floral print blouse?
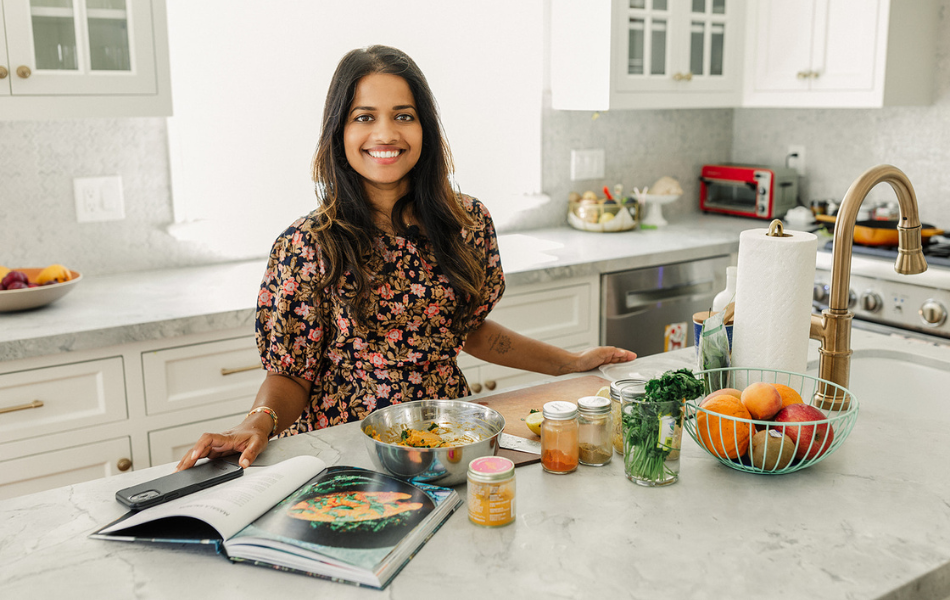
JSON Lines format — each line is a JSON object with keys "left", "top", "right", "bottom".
{"left": 255, "top": 196, "right": 505, "bottom": 434}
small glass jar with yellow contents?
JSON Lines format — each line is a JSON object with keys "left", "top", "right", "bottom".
{"left": 467, "top": 456, "right": 516, "bottom": 527}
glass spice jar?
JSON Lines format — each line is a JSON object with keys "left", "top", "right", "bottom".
{"left": 609, "top": 379, "right": 647, "bottom": 455}
{"left": 541, "top": 400, "right": 579, "bottom": 474}
{"left": 577, "top": 395, "right": 612, "bottom": 466}
{"left": 467, "top": 456, "right": 516, "bottom": 527}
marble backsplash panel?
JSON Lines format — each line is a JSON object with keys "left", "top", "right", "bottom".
{"left": 0, "top": 118, "right": 264, "bottom": 277}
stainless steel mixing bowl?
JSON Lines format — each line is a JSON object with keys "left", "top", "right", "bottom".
{"left": 360, "top": 400, "right": 505, "bottom": 486}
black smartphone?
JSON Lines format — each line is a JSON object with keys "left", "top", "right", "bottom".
{"left": 115, "top": 459, "right": 243, "bottom": 510}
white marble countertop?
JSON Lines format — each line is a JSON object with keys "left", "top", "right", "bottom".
{"left": 0, "top": 214, "right": 753, "bottom": 362}
{"left": 3, "top": 328, "right": 950, "bottom": 600}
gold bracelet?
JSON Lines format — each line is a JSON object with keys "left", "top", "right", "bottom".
{"left": 247, "top": 406, "right": 278, "bottom": 436}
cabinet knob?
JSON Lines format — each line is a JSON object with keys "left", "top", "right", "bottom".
{"left": 672, "top": 72, "right": 693, "bottom": 81}
{"left": 809, "top": 71, "right": 820, "bottom": 79}
{"left": 0, "top": 66, "right": 8, "bottom": 79}
{"left": 470, "top": 383, "right": 483, "bottom": 393}
{"left": 484, "top": 380, "right": 497, "bottom": 391}
{"left": 797, "top": 70, "right": 810, "bottom": 79}
{"left": 16, "top": 65, "right": 31, "bottom": 79}
{"left": 117, "top": 458, "right": 133, "bottom": 472}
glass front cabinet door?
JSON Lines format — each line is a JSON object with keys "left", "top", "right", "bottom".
{"left": 1, "top": 0, "right": 159, "bottom": 96}
{"left": 611, "top": 0, "right": 743, "bottom": 104}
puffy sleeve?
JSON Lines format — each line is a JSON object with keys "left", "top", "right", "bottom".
{"left": 255, "top": 217, "right": 326, "bottom": 381}
{"left": 463, "top": 196, "right": 506, "bottom": 331}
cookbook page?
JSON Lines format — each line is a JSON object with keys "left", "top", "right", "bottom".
{"left": 96, "top": 455, "right": 326, "bottom": 541}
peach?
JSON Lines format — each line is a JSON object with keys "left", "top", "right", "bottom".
{"left": 740, "top": 382, "right": 783, "bottom": 420}
{"left": 700, "top": 388, "right": 743, "bottom": 407}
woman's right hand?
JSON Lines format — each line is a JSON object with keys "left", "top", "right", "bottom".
{"left": 175, "top": 419, "right": 271, "bottom": 471}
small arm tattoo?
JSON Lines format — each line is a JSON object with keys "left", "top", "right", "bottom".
{"left": 487, "top": 333, "right": 512, "bottom": 355}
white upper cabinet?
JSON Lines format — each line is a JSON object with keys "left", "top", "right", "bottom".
{"left": 744, "top": 0, "right": 937, "bottom": 108}
{"left": 551, "top": 0, "right": 745, "bottom": 110}
{"left": 0, "top": 0, "right": 171, "bottom": 118}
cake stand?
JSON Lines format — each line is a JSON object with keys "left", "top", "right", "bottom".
{"left": 635, "top": 193, "right": 682, "bottom": 228}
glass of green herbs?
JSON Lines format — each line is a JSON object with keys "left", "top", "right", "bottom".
{"left": 621, "top": 368, "right": 704, "bottom": 487}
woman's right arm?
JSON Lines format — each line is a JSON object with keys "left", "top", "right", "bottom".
{"left": 175, "top": 372, "right": 311, "bottom": 471}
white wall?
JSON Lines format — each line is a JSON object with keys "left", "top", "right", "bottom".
{"left": 165, "top": 0, "right": 544, "bottom": 253}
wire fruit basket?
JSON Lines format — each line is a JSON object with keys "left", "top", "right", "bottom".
{"left": 683, "top": 367, "right": 859, "bottom": 475}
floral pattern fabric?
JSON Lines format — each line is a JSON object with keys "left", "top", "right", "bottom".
{"left": 256, "top": 196, "right": 505, "bottom": 434}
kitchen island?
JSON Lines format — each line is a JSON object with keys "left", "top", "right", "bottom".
{"left": 3, "top": 328, "right": 950, "bottom": 600}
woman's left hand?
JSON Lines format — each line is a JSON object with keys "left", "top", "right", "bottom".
{"left": 561, "top": 346, "right": 637, "bottom": 375}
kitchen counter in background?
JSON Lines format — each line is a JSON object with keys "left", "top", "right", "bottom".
{"left": 2, "top": 328, "right": 950, "bottom": 600}
{"left": 0, "top": 214, "right": 754, "bottom": 362}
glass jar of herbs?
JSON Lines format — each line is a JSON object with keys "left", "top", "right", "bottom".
{"left": 621, "top": 369, "right": 703, "bottom": 487}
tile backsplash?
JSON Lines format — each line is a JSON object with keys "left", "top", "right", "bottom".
{"left": 3, "top": 1, "right": 949, "bottom": 276}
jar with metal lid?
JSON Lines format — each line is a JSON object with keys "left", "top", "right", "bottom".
{"left": 609, "top": 379, "right": 647, "bottom": 455}
{"left": 577, "top": 395, "right": 612, "bottom": 466}
{"left": 540, "top": 400, "right": 579, "bottom": 474}
{"left": 467, "top": 456, "right": 516, "bottom": 527}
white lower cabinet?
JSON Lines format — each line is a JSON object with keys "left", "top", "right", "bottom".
{"left": 461, "top": 276, "right": 600, "bottom": 395}
{"left": 0, "top": 327, "right": 258, "bottom": 498}
{"left": 0, "top": 437, "right": 131, "bottom": 500}
{"left": 148, "top": 412, "right": 246, "bottom": 466}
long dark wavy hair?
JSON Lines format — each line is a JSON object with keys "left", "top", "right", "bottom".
{"left": 310, "top": 45, "right": 485, "bottom": 332}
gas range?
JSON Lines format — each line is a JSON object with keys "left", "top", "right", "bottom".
{"left": 814, "top": 240, "right": 950, "bottom": 342}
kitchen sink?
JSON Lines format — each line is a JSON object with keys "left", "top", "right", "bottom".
{"left": 809, "top": 348, "right": 950, "bottom": 400}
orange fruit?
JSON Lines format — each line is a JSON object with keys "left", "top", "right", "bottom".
{"left": 773, "top": 383, "right": 804, "bottom": 409}
{"left": 695, "top": 395, "right": 756, "bottom": 459}
{"left": 740, "top": 382, "right": 783, "bottom": 420}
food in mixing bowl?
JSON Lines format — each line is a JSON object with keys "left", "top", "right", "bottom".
{"left": 367, "top": 422, "right": 483, "bottom": 448}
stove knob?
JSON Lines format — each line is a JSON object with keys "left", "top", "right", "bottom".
{"left": 848, "top": 289, "right": 857, "bottom": 309}
{"left": 919, "top": 299, "right": 947, "bottom": 326}
{"left": 860, "top": 291, "right": 883, "bottom": 313}
{"left": 813, "top": 283, "right": 829, "bottom": 304}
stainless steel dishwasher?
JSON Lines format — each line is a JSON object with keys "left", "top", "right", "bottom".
{"left": 601, "top": 255, "right": 731, "bottom": 356}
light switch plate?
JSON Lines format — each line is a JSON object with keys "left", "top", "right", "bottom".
{"left": 74, "top": 176, "right": 125, "bottom": 222}
{"left": 571, "top": 148, "right": 605, "bottom": 181}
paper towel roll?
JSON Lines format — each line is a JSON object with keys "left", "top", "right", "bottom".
{"left": 730, "top": 227, "right": 818, "bottom": 374}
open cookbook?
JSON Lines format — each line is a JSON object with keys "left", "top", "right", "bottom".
{"left": 91, "top": 455, "right": 462, "bottom": 589}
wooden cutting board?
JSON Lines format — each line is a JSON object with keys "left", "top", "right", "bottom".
{"left": 475, "top": 375, "right": 611, "bottom": 466}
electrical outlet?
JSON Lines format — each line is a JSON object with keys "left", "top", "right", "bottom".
{"left": 74, "top": 176, "right": 125, "bottom": 222}
{"left": 571, "top": 148, "right": 605, "bottom": 181}
{"left": 787, "top": 145, "right": 806, "bottom": 176}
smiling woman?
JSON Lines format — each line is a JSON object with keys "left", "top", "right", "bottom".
{"left": 164, "top": 0, "right": 545, "bottom": 253}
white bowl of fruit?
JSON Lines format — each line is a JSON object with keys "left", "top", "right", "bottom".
{"left": 0, "top": 265, "right": 82, "bottom": 313}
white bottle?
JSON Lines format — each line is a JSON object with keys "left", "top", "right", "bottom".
{"left": 712, "top": 266, "right": 737, "bottom": 312}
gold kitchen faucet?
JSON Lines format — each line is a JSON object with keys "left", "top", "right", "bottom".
{"left": 809, "top": 164, "right": 927, "bottom": 409}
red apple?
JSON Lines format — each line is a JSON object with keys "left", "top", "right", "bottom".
{"left": 774, "top": 404, "right": 834, "bottom": 461}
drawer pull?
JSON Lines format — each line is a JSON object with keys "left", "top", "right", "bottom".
{"left": 220, "top": 365, "right": 262, "bottom": 376}
{"left": 0, "top": 399, "right": 44, "bottom": 415}
{"left": 117, "top": 458, "right": 132, "bottom": 472}
{"left": 485, "top": 380, "right": 497, "bottom": 391}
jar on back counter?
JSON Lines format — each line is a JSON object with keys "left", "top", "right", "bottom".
{"left": 467, "top": 456, "right": 516, "bottom": 527}
{"left": 541, "top": 401, "right": 579, "bottom": 474}
{"left": 577, "top": 396, "right": 612, "bottom": 466}
{"left": 610, "top": 379, "right": 648, "bottom": 455}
